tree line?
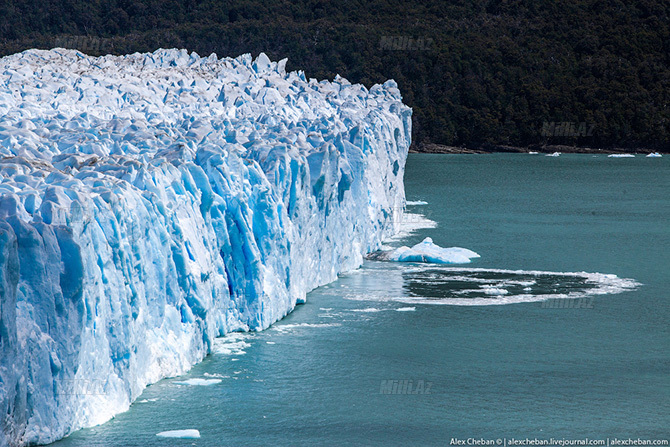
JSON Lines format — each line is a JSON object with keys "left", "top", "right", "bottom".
{"left": 1, "top": 0, "right": 668, "bottom": 151}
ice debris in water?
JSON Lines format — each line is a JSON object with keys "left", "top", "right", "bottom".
{"left": 156, "top": 429, "right": 201, "bottom": 439}
{"left": 0, "top": 48, "right": 411, "bottom": 446}
{"left": 173, "top": 378, "right": 222, "bottom": 386}
{"left": 372, "top": 237, "right": 480, "bottom": 264}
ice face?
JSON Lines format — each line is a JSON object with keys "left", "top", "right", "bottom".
{"left": 0, "top": 48, "right": 411, "bottom": 446}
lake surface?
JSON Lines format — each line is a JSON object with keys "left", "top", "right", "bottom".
{"left": 52, "top": 154, "right": 669, "bottom": 446}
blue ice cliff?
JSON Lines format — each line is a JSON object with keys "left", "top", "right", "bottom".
{"left": 0, "top": 49, "right": 411, "bottom": 446}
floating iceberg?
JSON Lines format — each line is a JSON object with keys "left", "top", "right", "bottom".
{"left": 0, "top": 48, "right": 411, "bottom": 446}
{"left": 372, "top": 237, "right": 480, "bottom": 264}
{"left": 646, "top": 152, "right": 662, "bottom": 158}
{"left": 546, "top": 152, "right": 561, "bottom": 157}
{"left": 608, "top": 153, "right": 635, "bottom": 158}
{"left": 173, "top": 378, "right": 222, "bottom": 386}
{"left": 156, "top": 429, "right": 201, "bottom": 439}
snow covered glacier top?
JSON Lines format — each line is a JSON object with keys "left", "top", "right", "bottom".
{"left": 0, "top": 49, "right": 411, "bottom": 446}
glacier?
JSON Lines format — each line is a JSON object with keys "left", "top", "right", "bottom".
{"left": 0, "top": 48, "right": 411, "bottom": 446}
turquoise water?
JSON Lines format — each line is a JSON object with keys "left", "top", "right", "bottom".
{"left": 53, "top": 154, "right": 669, "bottom": 446}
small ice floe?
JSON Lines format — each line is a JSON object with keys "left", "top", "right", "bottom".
{"left": 646, "top": 152, "right": 662, "bottom": 158}
{"left": 352, "top": 307, "right": 383, "bottom": 312}
{"left": 371, "top": 237, "right": 479, "bottom": 264}
{"left": 481, "top": 286, "right": 509, "bottom": 295}
{"left": 156, "top": 429, "right": 200, "bottom": 439}
{"left": 528, "top": 151, "right": 539, "bottom": 154}
{"left": 406, "top": 200, "right": 428, "bottom": 206}
{"left": 395, "top": 307, "right": 416, "bottom": 312}
{"left": 174, "top": 378, "right": 221, "bottom": 386}
{"left": 204, "top": 373, "right": 229, "bottom": 379}
{"left": 212, "top": 333, "right": 251, "bottom": 356}
{"left": 608, "top": 153, "right": 635, "bottom": 158}
{"left": 546, "top": 152, "right": 561, "bottom": 157}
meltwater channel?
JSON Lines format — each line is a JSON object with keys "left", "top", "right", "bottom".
{"left": 52, "top": 153, "right": 670, "bottom": 446}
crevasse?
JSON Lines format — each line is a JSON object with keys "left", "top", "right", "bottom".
{"left": 0, "top": 49, "right": 411, "bottom": 446}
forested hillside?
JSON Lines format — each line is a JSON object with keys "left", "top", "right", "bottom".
{"left": 1, "top": 0, "right": 668, "bottom": 151}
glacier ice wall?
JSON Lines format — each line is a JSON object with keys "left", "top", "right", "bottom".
{"left": 0, "top": 49, "right": 411, "bottom": 446}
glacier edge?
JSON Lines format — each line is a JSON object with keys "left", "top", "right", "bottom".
{"left": 0, "top": 49, "right": 411, "bottom": 446}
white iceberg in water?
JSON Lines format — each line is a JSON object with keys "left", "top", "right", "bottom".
{"left": 0, "top": 48, "right": 411, "bottom": 446}
{"left": 156, "top": 429, "right": 201, "bottom": 439}
{"left": 546, "top": 152, "right": 561, "bottom": 157}
{"left": 383, "top": 237, "right": 480, "bottom": 264}
{"left": 173, "top": 378, "right": 222, "bottom": 386}
{"left": 646, "top": 152, "right": 662, "bottom": 158}
{"left": 608, "top": 153, "right": 635, "bottom": 158}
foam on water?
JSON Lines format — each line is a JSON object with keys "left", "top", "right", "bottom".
{"left": 382, "top": 213, "right": 438, "bottom": 245}
{"left": 342, "top": 265, "right": 640, "bottom": 306}
{"left": 271, "top": 323, "right": 342, "bottom": 332}
{"left": 211, "top": 333, "right": 252, "bottom": 356}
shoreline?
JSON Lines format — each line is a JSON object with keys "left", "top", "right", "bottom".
{"left": 410, "top": 143, "right": 668, "bottom": 155}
